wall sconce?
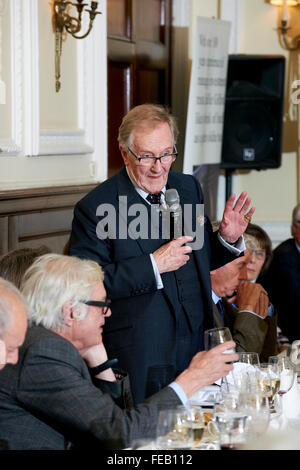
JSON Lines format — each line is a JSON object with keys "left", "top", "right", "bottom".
{"left": 53, "top": 0, "right": 102, "bottom": 92}
{"left": 268, "top": 0, "right": 300, "bottom": 50}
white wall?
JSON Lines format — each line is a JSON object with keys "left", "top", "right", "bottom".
{"left": 0, "top": 0, "right": 107, "bottom": 190}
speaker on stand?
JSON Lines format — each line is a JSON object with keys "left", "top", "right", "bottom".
{"left": 221, "top": 54, "right": 285, "bottom": 199}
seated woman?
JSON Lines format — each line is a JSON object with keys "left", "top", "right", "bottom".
{"left": 244, "top": 223, "right": 273, "bottom": 283}
{"left": 0, "top": 245, "right": 51, "bottom": 289}
{"left": 244, "top": 224, "right": 288, "bottom": 352}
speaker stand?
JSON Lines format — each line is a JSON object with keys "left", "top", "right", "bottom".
{"left": 225, "top": 169, "right": 234, "bottom": 201}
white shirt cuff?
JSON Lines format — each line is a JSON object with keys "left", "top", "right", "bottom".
{"left": 150, "top": 254, "right": 164, "bottom": 289}
{"left": 168, "top": 382, "right": 189, "bottom": 405}
{"left": 217, "top": 232, "right": 245, "bottom": 255}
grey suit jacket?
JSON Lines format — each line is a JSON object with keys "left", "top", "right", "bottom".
{"left": 0, "top": 325, "right": 181, "bottom": 450}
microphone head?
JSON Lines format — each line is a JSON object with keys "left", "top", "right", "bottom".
{"left": 165, "top": 188, "right": 180, "bottom": 207}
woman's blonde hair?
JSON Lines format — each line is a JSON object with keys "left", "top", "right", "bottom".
{"left": 21, "top": 254, "right": 104, "bottom": 331}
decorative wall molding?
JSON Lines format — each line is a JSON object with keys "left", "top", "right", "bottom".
{"left": 0, "top": 0, "right": 22, "bottom": 156}
{"left": 39, "top": 129, "right": 93, "bottom": 156}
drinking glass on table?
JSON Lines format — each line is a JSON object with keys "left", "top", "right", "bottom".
{"left": 177, "top": 406, "right": 206, "bottom": 447}
{"left": 238, "top": 392, "right": 270, "bottom": 438}
{"left": 276, "top": 357, "right": 295, "bottom": 396}
{"left": 239, "top": 352, "right": 260, "bottom": 366}
{"left": 214, "top": 399, "right": 249, "bottom": 450}
{"left": 155, "top": 408, "right": 194, "bottom": 450}
{"left": 257, "top": 363, "right": 280, "bottom": 412}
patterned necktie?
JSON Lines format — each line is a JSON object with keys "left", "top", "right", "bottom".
{"left": 216, "top": 299, "right": 225, "bottom": 322}
{"left": 146, "top": 193, "right": 161, "bottom": 205}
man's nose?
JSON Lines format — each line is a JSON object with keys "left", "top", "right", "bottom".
{"left": 151, "top": 158, "right": 163, "bottom": 170}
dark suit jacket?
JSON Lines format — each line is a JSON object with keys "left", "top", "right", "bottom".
{"left": 0, "top": 325, "right": 181, "bottom": 450}
{"left": 260, "top": 238, "right": 300, "bottom": 343}
{"left": 69, "top": 167, "right": 236, "bottom": 403}
{"left": 212, "top": 299, "right": 278, "bottom": 362}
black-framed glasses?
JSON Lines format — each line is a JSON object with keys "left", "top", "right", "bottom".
{"left": 80, "top": 298, "right": 111, "bottom": 315}
{"left": 127, "top": 145, "right": 178, "bottom": 166}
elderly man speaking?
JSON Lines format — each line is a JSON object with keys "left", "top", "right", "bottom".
{"left": 69, "top": 104, "right": 254, "bottom": 404}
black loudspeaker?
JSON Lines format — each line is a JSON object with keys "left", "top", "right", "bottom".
{"left": 220, "top": 55, "right": 285, "bottom": 170}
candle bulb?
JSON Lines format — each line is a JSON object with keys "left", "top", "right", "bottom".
{"left": 282, "top": 0, "right": 290, "bottom": 26}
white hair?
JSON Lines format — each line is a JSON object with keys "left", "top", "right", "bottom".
{"left": 0, "top": 277, "right": 26, "bottom": 338}
{"left": 21, "top": 254, "right": 104, "bottom": 331}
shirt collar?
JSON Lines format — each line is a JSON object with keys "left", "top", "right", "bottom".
{"left": 125, "top": 167, "right": 166, "bottom": 203}
{"left": 211, "top": 289, "right": 221, "bottom": 304}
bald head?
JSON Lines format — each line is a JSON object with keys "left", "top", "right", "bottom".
{"left": 0, "top": 278, "right": 27, "bottom": 370}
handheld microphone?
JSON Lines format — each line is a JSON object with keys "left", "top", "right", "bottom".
{"left": 165, "top": 188, "right": 182, "bottom": 239}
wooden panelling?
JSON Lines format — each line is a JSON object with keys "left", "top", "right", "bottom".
{"left": 107, "top": 0, "right": 132, "bottom": 39}
{"left": 107, "top": 0, "right": 172, "bottom": 176}
{"left": 136, "top": 0, "right": 165, "bottom": 43}
{"left": 0, "top": 184, "right": 97, "bottom": 256}
{"left": 108, "top": 61, "right": 134, "bottom": 176}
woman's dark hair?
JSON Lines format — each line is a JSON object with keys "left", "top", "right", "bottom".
{"left": 0, "top": 246, "right": 51, "bottom": 289}
{"left": 245, "top": 223, "right": 273, "bottom": 276}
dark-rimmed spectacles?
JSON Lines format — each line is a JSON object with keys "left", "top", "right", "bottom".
{"left": 80, "top": 298, "right": 111, "bottom": 315}
{"left": 127, "top": 145, "right": 178, "bottom": 166}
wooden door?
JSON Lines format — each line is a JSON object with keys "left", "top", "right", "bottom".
{"left": 107, "top": 0, "right": 172, "bottom": 176}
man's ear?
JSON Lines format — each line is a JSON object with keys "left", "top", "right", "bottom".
{"left": 62, "top": 301, "right": 78, "bottom": 327}
{"left": 120, "top": 146, "right": 129, "bottom": 165}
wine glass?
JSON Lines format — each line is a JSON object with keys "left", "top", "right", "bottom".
{"left": 239, "top": 352, "right": 260, "bottom": 366}
{"left": 213, "top": 399, "right": 249, "bottom": 450}
{"left": 156, "top": 408, "right": 194, "bottom": 450}
{"left": 204, "top": 327, "right": 234, "bottom": 351}
{"left": 238, "top": 392, "right": 270, "bottom": 438}
{"left": 257, "top": 363, "right": 280, "bottom": 412}
{"left": 276, "top": 357, "right": 295, "bottom": 396}
{"left": 204, "top": 327, "right": 235, "bottom": 394}
{"left": 177, "top": 406, "right": 206, "bottom": 448}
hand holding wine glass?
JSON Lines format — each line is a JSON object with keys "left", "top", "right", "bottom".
{"left": 204, "top": 327, "right": 235, "bottom": 352}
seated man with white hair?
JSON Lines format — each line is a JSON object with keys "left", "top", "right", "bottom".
{"left": 0, "top": 254, "right": 238, "bottom": 450}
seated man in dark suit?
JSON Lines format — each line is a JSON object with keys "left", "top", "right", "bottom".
{"left": 260, "top": 203, "right": 300, "bottom": 343}
{"left": 0, "top": 254, "right": 238, "bottom": 450}
{"left": 69, "top": 103, "right": 255, "bottom": 404}
{"left": 210, "top": 250, "right": 278, "bottom": 362}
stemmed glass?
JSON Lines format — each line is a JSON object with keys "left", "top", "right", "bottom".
{"left": 257, "top": 363, "right": 280, "bottom": 412}
{"left": 204, "top": 327, "right": 235, "bottom": 394}
{"left": 156, "top": 408, "right": 194, "bottom": 450}
{"left": 239, "top": 352, "right": 260, "bottom": 366}
{"left": 204, "top": 327, "right": 234, "bottom": 351}
{"left": 213, "top": 397, "right": 249, "bottom": 450}
{"left": 238, "top": 392, "right": 270, "bottom": 438}
{"left": 274, "top": 357, "right": 295, "bottom": 396}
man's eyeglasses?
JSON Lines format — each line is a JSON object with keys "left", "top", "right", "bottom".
{"left": 127, "top": 146, "right": 178, "bottom": 166}
{"left": 80, "top": 299, "right": 111, "bottom": 315}
{"left": 247, "top": 248, "right": 266, "bottom": 260}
